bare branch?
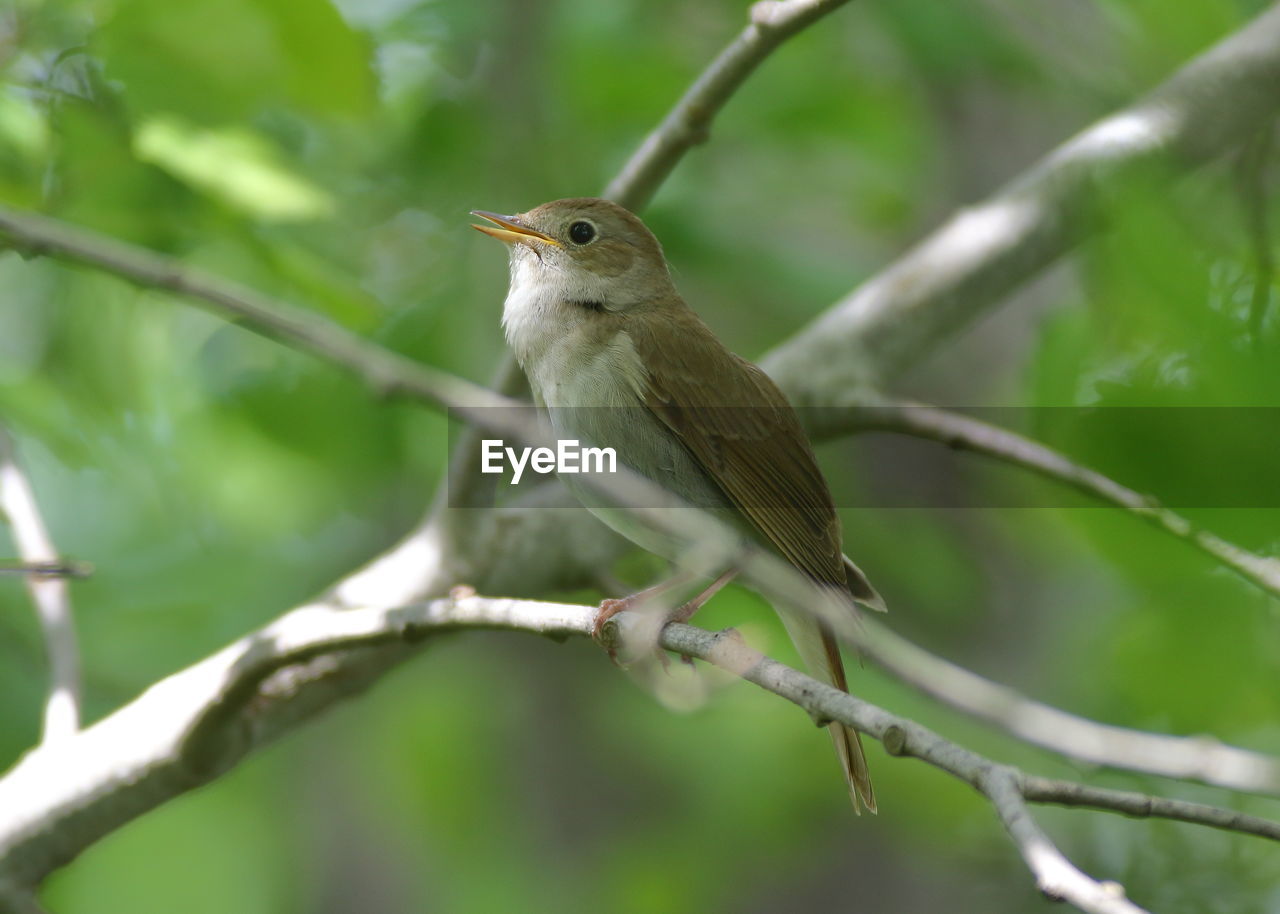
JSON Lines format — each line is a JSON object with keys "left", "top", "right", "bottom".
{"left": 3, "top": 594, "right": 1274, "bottom": 912}
{"left": 762, "top": 3, "right": 1280, "bottom": 398}
{"left": 652, "top": 622, "right": 1280, "bottom": 839}
{"left": 1019, "top": 776, "right": 1280, "bottom": 842}
{"left": 978, "top": 766, "right": 1145, "bottom": 914}
{"left": 855, "top": 615, "right": 1280, "bottom": 795}
{"left": 0, "top": 428, "right": 81, "bottom": 743}
{"left": 604, "top": 0, "right": 854, "bottom": 211}
{"left": 0, "top": 592, "right": 593, "bottom": 889}
{"left": 0, "top": 207, "right": 500, "bottom": 414}
{"left": 834, "top": 399, "right": 1280, "bottom": 600}
{"left": 655, "top": 620, "right": 1269, "bottom": 914}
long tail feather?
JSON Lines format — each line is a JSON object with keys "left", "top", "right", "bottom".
{"left": 776, "top": 607, "right": 877, "bottom": 813}
{"left": 820, "top": 625, "right": 877, "bottom": 814}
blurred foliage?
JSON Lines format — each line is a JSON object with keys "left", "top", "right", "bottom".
{"left": 1, "top": 0, "right": 1279, "bottom": 912}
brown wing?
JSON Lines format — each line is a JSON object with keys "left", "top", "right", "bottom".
{"left": 626, "top": 303, "right": 848, "bottom": 591}
{"left": 628, "top": 302, "right": 879, "bottom": 812}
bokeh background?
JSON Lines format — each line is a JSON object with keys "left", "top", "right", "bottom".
{"left": 2, "top": 0, "right": 1279, "bottom": 911}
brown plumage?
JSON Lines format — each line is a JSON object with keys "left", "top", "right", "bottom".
{"left": 474, "top": 198, "right": 882, "bottom": 812}
{"left": 629, "top": 306, "right": 878, "bottom": 813}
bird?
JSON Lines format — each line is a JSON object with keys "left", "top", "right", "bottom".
{"left": 472, "top": 197, "right": 884, "bottom": 813}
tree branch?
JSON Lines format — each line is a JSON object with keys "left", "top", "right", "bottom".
{"left": 2, "top": 595, "right": 1275, "bottom": 912}
{"left": 834, "top": 399, "right": 1280, "bottom": 600}
{"left": 977, "top": 766, "right": 1143, "bottom": 914}
{"left": 1019, "top": 776, "right": 1280, "bottom": 842}
{"left": 0, "top": 427, "right": 81, "bottom": 743}
{"left": 603, "top": 0, "right": 854, "bottom": 211}
{"left": 0, "top": 208, "right": 503, "bottom": 414}
{"left": 761, "top": 3, "right": 1280, "bottom": 398}
{"left": 656, "top": 620, "right": 1276, "bottom": 912}
{"left": 0, "top": 592, "right": 592, "bottom": 890}
{"left": 855, "top": 614, "right": 1280, "bottom": 795}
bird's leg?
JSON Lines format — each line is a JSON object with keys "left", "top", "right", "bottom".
{"left": 669, "top": 568, "right": 738, "bottom": 624}
{"left": 593, "top": 568, "right": 739, "bottom": 664}
{"left": 666, "top": 568, "right": 738, "bottom": 666}
{"left": 593, "top": 570, "right": 694, "bottom": 643}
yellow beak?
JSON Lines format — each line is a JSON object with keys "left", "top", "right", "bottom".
{"left": 470, "top": 210, "right": 561, "bottom": 247}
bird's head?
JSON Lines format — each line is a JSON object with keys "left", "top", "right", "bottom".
{"left": 471, "top": 197, "right": 675, "bottom": 312}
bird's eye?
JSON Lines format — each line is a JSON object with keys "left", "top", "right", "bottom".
{"left": 568, "top": 221, "right": 596, "bottom": 244}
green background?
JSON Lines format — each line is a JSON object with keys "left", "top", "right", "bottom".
{"left": 1, "top": 0, "right": 1278, "bottom": 911}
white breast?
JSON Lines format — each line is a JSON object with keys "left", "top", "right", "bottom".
{"left": 498, "top": 253, "right": 740, "bottom": 557}
{"left": 501, "top": 255, "right": 646, "bottom": 409}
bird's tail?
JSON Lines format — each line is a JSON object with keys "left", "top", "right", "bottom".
{"left": 820, "top": 625, "right": 876, "bottom": 814}
{"left": 777, "top": 609, "right": 877, "bottom": 814}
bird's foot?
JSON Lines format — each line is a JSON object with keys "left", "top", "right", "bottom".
{"left": 592, "top": 595, "right": 635, "bottom": 663}
{"left": 593, "top": 568, "right": 738, "bottom": 666}
{"left": 592, "top": 594, "right": 700, "bottom": 668}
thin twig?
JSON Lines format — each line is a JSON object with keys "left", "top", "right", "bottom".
{"left": 652, "top": 619, "right": 1280, "bottom": 843}
{"left": 604, "top": 0, "right": 855, "bottom": 211}
{"left": 854, "top": 613, "right": 1280, "bottom": 794}
{"left": 1020, "top": 776, "right": 1280, "bottom": 842}
{"left": 655, "top": 620, "right": 1267, "bottom": 914}
{"left": 440, "top": 358, "right": 530, "bottom": 510}
{"left": 834, "top": 399, "right": 1280, "bottom": 600}
{"left": 0, "top": 560, "right": 91, "bottom": 578}
{"left": 0, "top": 428, "right": 81, "bottom": 742}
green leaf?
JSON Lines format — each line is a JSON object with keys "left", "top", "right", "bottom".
{"left": 133, "top": 116, "right": 334, "bottom": 222}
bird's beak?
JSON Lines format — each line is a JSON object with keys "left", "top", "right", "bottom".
{"left": 470, "top": 210, "right": 561, "bottom": 247}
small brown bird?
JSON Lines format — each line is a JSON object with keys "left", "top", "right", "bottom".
{"left": 473, "top": 198, "right": 884, "bottom": 812}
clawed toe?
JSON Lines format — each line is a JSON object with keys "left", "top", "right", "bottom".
{"left": 593, "top": 597, "right": 629, "bottom": 640}
{"left": 592, "top": 595, "right": 686, "bottom": 669}
{"left": 593, "top": 597, "right": 633, "bottom": 664}
{"left": 593, "top": 574, "right": 735, "bottom": 669}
